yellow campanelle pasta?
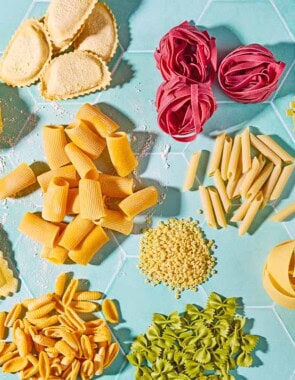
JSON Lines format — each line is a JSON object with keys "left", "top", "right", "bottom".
{"left": 18, "top": 212, "right": 60, "bottom": 248}
{"left": 183, "top": 151, "right": 201, "bottom": 191}
{"left": 79, "top": 179, "right": 105, "bottom": 220}
{"left": 14, "top": 327, "right": 29, "bottom": 357}
{"left": 208, "top": 133, "right": 225, "bottom": 176}
{"left": 246, "top": 162, "right": 274, "bottom": 200}
{"left": 257, "top": 135, "right": 294, "bottom": 163}
{"left": 270, "top": 201, "right": 295, "bottom": 222}
{"left": 106, "top": 132, "right": 138, "bottom": 177}
{"left": 99, "top": 173, "right": 134, "bottom": 198}
{"left": 2, "top": 356, "right": 28, "bottom": 373}
{"left": 40, "top": 245, "right": 69, "bottom": 265}
{"left": 55, "top": 273, "right": 68, "bottom": 298}
{"left": 59, "top": 214, "right": 95, "bottom": 251}
{"left": 208, "top": 187, "right": 227, "bottom": 228}
{"left": 64, "top": 308, "right": 85, "bottom": 331}
{"left": 250, "top": 133, "right": 281, "bottom": 166}
{"left": 26, "top": 302, "right": 56, "bottom": 320}
{"left": 95, "top": 208, "right": 133, "bottom": 235}
{"left": 5, "top": 304, "right": 22, "bottom": 328}
{"left": 26, "top": 294, "right": 54, "bottom": 312}
{"left": 65, "top": 142, "right": 99, "bottom": 180}
{"left": 42, "top": 177, "right": 69, "bottom": 222}
{"left": 0, "top": 162, "right": 36, "bottom": 199}
{"left": 221, "top": 135, "right": 233, "bottom": 181}
{"left": 270, "top": 163, "right": 295, "bottom": 201}
{"left": 66, "top": 119, "right": 106, "bottom": 160}
{"left": 73, "top": 291, "right": 102, "bottom": 301}
{"left": 33, "top": 334, "right": 56, "bottom": 348}
{"left": 239, "top": 192, "right": 264, "bottom": 236}
{"left": 102, "top": 299, "right": 119, "bottom": 324}
{"left": 104, "top": 342, "right": 119, "bottom": 369}
{"left": 199, "top": 186, "right": 217, "bottom": 229}
{"left": 241, "top": 127, "right": 251, "bottom": 173}
{"left": 119, "top": 186, "right": 158, "bottom": 220}
{"left": 42, "top": 125, "right": 70, "bottom": 169}
{"left": 213, "top": 170, "right": 231, "bottom": 213}
{"left": 240, "top": 157, "right": 260, "bottom": 198}
{"left": 69, "top": 225, "right": 109, "bottom": 266}
{"left": 76, "top": 103, "right": 119, "bottom": 138}
{"left": 81, "top": 335, "right": 94, "bottom": 360}
{"left": 262, "top": 164, "right": 282, "bottom": 207}
{"left": 227, "top": 135, "right": 241, "bottom": 180}
{"left": 70, "top": 301, "right": 98, "bottom": 314}
{"left": 37, "top": 164, "right": 79, "bottom": 193}
{"left": 28, "top": 315, "right": 59, "bottom": 330}
{"left": 66, "top": 187, "right": 80, "bottom": 215}
{"left": 0, "top": 312, "right": 6, "bottom": 340}
{"left": 81, "top": 359, "right": 95, "bottom": 379}
{"left": 39, "top": 351, "right": 50, "bottom": 379}
{"left": 62, "top": 278, "right": 79, "bottom": 306}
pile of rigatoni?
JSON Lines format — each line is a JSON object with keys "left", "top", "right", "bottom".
{"left": 0, "top": 103, "right": 158, "bottom": 265}
{"left": 184, "top": 128, "right": 294, "bottom": 235}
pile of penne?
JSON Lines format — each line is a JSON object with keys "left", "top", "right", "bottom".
{"left": 184, "top": 128, "right": 294, "bottom": 235}
{"left": 0, "top": 273, "right": 120, "bottom": 378}
{"left": 0, "top": 103, "right": 158, "bottom": 265}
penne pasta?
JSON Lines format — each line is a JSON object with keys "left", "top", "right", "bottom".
{"left": 270, "top": 163, "right": 295, "bottom": 201}
{"left": 40, "top": 245, "right": 69, "bottom": 265}
{"left": 99, "top": 173, "right": 134, "bottom": 198}
{"left": 59, "top": 214, "right": 95, "bottom": 251}
{"left": 227, "top": 135, "right": 241, "bottom": 180}
{"left": 233, "top": 172, "right": 246, "bottom": 199}
{"left": 213, "top": 170, "right": 231, "bottom": 213}
{"left": 262, "top": 164, "right": 282, "bottom": 207}
{"left": 241, "top": 127, "right": 251, "bottom": 173}
{"left": 65, "top": 119, "right": 106, "bottom": 160}
{"left": 42, "top": 125, "right": 70, "bottom": 169}
{"left": 257, "top": 153, "right": 266, "bottom": 175}
{"left": 69, "top": 226, "right": 109, "bottom": 266}
{"left": 106, "top": 132, "right": 138, "bottom": 177}
{"left": 76, "top": 103, "right": 119, "bottom": 138}
{"left": 240, "top": 157, "right": 260, "bottom": 198}
{"left": 270, "top": 201, "right": 295, "bottom": 222}
{"left": 231, "top": 199, "right": 251, "bottom": 224}
{"left": 119, "top": 186, "right": 158, "bottom": 220}
{"left": 62, "top": 278, "right": 79, "bottom": 306}
{"left": 42, "top": 177, "right": 69, "bottom": 222}
{"left": 0, "top": 312, "right": 6, "bottom": 340}
{"left": 18, "top": 212, "right": 60, "bottom": 248}
{"left": 250, "top": 133, "right": 281, "bottom": 166}
{"left": 239, "top": 192, "right": 263, "bottom": 236}
{"left": 199, "top": 186, "right": 217, "bottom": 229}
{"left": 257, "top": 135, "right": 294, "bottom": 163}
{"left": 55, "top": 273, "right": 68, "bottom": 298}
{"left": 221, "top": 135, "right": 233, "bottom": 181}
{"left": 65, "top": 142, "right": 99, "bottom": 180}
{"left": 66, "top": 187, "right": 80, "bottom": 215}
{"left": 208, "top": 187, "right": 227, "bottom": 228}
{"left": 183, "top": 151, "right": 201, "bottom": 191}
{"left": 37, "top": 164, "right": 79, "bottom": 193}
{"left": 0, "top": 162, "right": 36, "bottom": 199}
{"left": 246, "top": 162, "right": 274, "bottom": 200}
{"left": 94, "top": 208, "right": 133, "bottom": 235}
{"left": 79, "top": 179, "right": 105, "bottom": 220}
{"left": 208, "top": 134, "right": 225, "bottom": 177}
{"left": 226, "top": 157, "right": 242, "bottom": 199}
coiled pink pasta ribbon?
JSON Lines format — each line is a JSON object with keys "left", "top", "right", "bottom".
{"left": 218, "top": 44, "right": 285, "bottom": 103}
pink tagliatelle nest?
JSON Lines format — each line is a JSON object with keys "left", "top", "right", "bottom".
{"left": 218, "top": 44, "right": 285, "bottom": 103}
{"left": 156, "top": 77, "right": 217, "bottom": 142}
{"left": 155, "top": 21, "right": 217, "bottom": 84}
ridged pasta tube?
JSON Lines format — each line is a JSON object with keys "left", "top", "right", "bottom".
{"left": 0, "top": 163, "right": 36, "bottom": 199}
{"left": 119, "top": 186, "right": 158, "bottom": 220}
{"left": 65, "top": 142, "right": 99, "bottom": 180}
{"left": 42, "top": 125, "right": 70, "bottom": 169}
{"left": 79, "top": 179, "right": 105, "bottom": 220}
{"left": 42, "top": 177, "right": 69, "bottom": 222}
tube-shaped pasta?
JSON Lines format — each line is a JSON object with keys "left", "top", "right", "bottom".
{"left": 199, "top": 186, "right": 217, "bottom": 229}
{"left": 227, "top": 135, "right": 241, "bottom": 179}
{"left": 99, "top": 174, "right": 134, "bottom": 198}
{"left": 241, "top": 127, "right": 251, "bottom": 173}
{"left": 76, "top": 103, "right": 119, "bottom": 138}
{"left": 69, "top": 226, "right": 109, "bottom": 266}
{"left": 66, "top": 188, "right": 80, "bottom": 215}
{"left": 0, "top": 312, "right": 6, "bottom": 340}
{"left": 232, "top": 172, "right": 246, "bottom": 199}
{"left": 18, "top": 212, "right": 60, "bottom": 248}
{"left": 37, "top": 165, "right": 79, "bottom": 193}
{"left": 246, "top": 162, "right": 273, "bottom": 200}
{"left": 270, "top": 201, "right": 295, "bottom": 222}
{"left": 239, "top": 192, "right": 263, "bottom": 236}
{"left": 257, "top": 135, "right": 294, "bottom": 163}
{"left": 231, "top": 199, "right": 252, "bottom": 223}
{"left": 42, "top": 125, "right": 70, "bottom": 169}
{"left": 42, "top": 177, "right": 69, "bottom": 222}
{"left": 65, "top": 119, "right": 106, "bottom": 160}
{"left": 240, "top": 157, "right": 260, "bottom": 198}
{"left": 79, "top": 179, "right": 105, "bottom": 220}
{"left": 208, "top": 134, "right": 225, "bottom": 176}
{"left": 213, "top": 170, "right": 231, "bottom": 213}
{"left": 106, "top": 132, "right": 138, "bottom": 177}
{"left": 257, "top": 154, "right": 266, "bottom": 175}
{"left": 226, "top": 158, "right": 242, "bottom": 199}
{"left": 221, "top": 136, "right": 232, "bottom": 181}
{"left": 262, "top": 164, "right": 282, "bottom": 207}
{"left": 0, "top": 163, "right": 36, "bottom": 199}
{"left": 119, "top": 186, "right": 158, "bottom": 220}
{"left": 94, "top": 208, "right": 133, "bottom": 235}
{"left": 270, "top": 163, "right": 295, "bottom": 200}
{"left": 59, "top": 214, "right": 95, "bottom": 250}
{"left": 250, "top": 133, "right": 281, "bottom": 166}
{"left": 208, "top": 187, "right": 227, "bottom": 228}
{"left": 183, "top": 151, "right": 201, "bottom": 191}
{"left": 40, "top": 246, "right": 69, "bottom": 265}
{"left": 65, "top": 143, "right": 99, "bottom": 180}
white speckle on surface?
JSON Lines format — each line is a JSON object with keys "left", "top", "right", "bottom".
{"left": 161, "top": 144, "right": 171, "bottom": 169}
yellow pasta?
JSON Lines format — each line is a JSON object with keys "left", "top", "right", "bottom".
{"left": 119, "top": 186, "right": 158, "bottom": 220}
{"left": 73, "top": 291, "right": 102, "bottom": 301}
{"left": 0, "top": 162, "right": 36, "bottom": 199}
{"left": 231, "top": 199, "right": 252, "bottom": 223}
{"left": 250, "top": 133, "right": 281, "bottom": 166}
{"left": 39, "top": 351, "right": 50, "bottom": 379}
{"left": 2, "top": 356, "right": 28, "bottom": 373}
{"left": 40, "top": 245, "right": 69, "bottom": 265}
{"left": 232, "top": 172, "right": 246, "bottom": 199}
{"left": 241, "top": 127, "right": 251, "bottom": 173}
{"left": 69, "top": 225, "right": 109, "bottom": 266}
{"left": 42, "top": 125, "right": 70, "bottom": 169}
{"left": 14, "top": 327, "right": 29, "bottom": 357}
{"left": 213, "top": 170, "right": 231, "bottom": 213}
{"left": 221, "top": 135, "right": 233, "bottom": 181}
{"left": 26, "top": 293, "right": 54, "bottom": 311}
{"left": 76, "top": 103, "right": 119, "bottom": 138}
{"left": 0, "top": 312, "right": 6, "bottom": 340}
{"left": 227, "top": 135, "right": 241, "bottom": 180}
{"left": 26, "top": 302, "right": 56, "bottom": 320}
{"left": 208, "top": 187, "right": 227, "bottom": 228}
{"left": 55, "top": 273, "right": 68, "bottom": 298}
{"left": 99, "top": 173, "right": 134, "bottom": 198}
{"left": 42, "top": 177, "right": 69, "bottom": 222}
{"left": 28, "top": 315, "right": 59, "bottom": 330}
{"left": 18, "top": 212, "right": 60, "bottom": 248}
{"left": 65, "top": 119, "right": 106, "bottom": 160}
{"left": 37, "top": 164, "right": 79, "bottom": 193}
{"left": 183, "top": 151, "right": 201, "bottom": 191}
{"left": 70, "top": 301, "right": 98, "bottom": 314}
{"left": 104, "top": 342, "right": 119, "bottom": 369}
{"left": 246, "top": 162, "right": 274, "bottom": 200}
{"left": 199, "top": 186, "right": 217, "bottom": 228}
{"left": 60, "top": 330, "right": 80, "bottom": 354}
{"left": 270, "top": 163, "right": 295, "bottom": 201}
{"left": 270, "top": 201, "right": 295, "bottom": 222}
{"left": 262, "top": 164, "right": 282, "bottom": 207}
{"left": 81, "top": 335, "right": 94, "bottom": 360}
{"left": 239, "top": 192, "right": 263, "bottom": 236}
{"left": 5, "top": 304, "right": 22, "bottom": 328}
{"left": 106, "top": 132, "right": 138, "bottom": 177}
{"left": 95, "top": 208, "right": 133, "bottom": 235}
{"left": 64, "top": 308, "right": 85, "bottom": 331}
{"left": 102, "top": 299, "right": 119, "bottom": 324}
{"left": 240, "top": 157, "right": 260, "bottom": 198}
{"left": 81, "top": 359, "right": 95, "bottom": 379}
{"left": 65, "top": 142, "right": 99, "bottom": 180}
{"left": 66, "top": 187, "right": 80, "bottom": 215}
{"left": 0, "top": 352, "right": 18, "bottom": 366}
{"left": 208, "top": 133, "right": 225, "bottom": 176}
{"left": 62, "top": 278, "right": 79, "bottom": 306}
{"left": 33, "top": 334, "right": 56, "bottom": 348}
{"left": 226, "top": 157, "right": 242, "bottom": 199}
{"left": 257, "top": 135, "right": 294, "bottom": 163}
{"left": 79, "top": 179, "right": 105, "bottom": 220}
{"left": 0, "top": 252, "right": 18, "bottom": 298}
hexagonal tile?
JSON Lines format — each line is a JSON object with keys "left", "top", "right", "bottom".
{"left": 271, "top": 0, "right": 295, "bottom": 42}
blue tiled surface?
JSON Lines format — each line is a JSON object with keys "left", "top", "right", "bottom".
{"left": 0, "top": 1, "right": 295, "bottom": 379}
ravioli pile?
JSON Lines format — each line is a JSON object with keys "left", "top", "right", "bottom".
{"left": 0, "top": 0, "right": 118, "bottom": 100}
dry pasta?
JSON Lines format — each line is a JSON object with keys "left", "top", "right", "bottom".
{"left": 39, "top": 351, "right": 50, "bottom": 379}
{"left": 183, "top": 151, "right": 201, "bottom": 191}
{"left": 239, "top": 192, "right": 264, "bottom": 236}
{"left": 119, "top": 186, "right": 158, "bottom": 220}
{"left": 25, "top": 293, "right": 53, "bottom": 311}
{"left": 64, "top": 308, "right": 85, "bottom": 331}
{"left": 14, "top": 327, "right": 29, "bottom": 356}
{"left": 227, "top": 135, "right": 241, "bottom": 179}
{"left": 66, "top": 187, "right": 80, "bottom": 215}
{"left": 0, "top": 312, "right": 6, "bottom": 340}
{"left": 199, "top": 186, "right": 217, "bottom": 228}
{"left": 99, "top": 173, "right": 134, "bottom": 198}
{"left": 42, "top": 125, "right": 70, "bottom": 169}
{"left": 257, "top": 135, "right": 294, "bottom": 163}
{"left": 40, "top": 245, "right": 68, "bottom": 265}
{"left": 221, "top": 135, "right": 233, "bottom": 181}
{"left": 102, "top": 299, "right": 119, "bottom": 324}
{"left": 73, "top": 291, "right": 102, "bottom": 301}
{"left": 246, "top": 162, "right": 273, "bottom": 200}
{"left": 26, "top": 302, "right": 56, "bottom": 319}
{"left": 2, "top": 356, "right": 28, "bottom": 373}
{"left": 62, "top": 278, "right": 79, "bottom": 306}
{"left": 71, "top": 301, "right": 98, "bottom": 314}
{"left": 226, "top": 157, "right": 242, "bottom": 199}
{"left": 270, "top": 201, "right": 295, "bottom": 222}
{"left": 270, "top": 163, "right": 295, "bottom": 200}
{"left": 79, "top": 179, "right": 105, "bottom": 220}
{"left": 65, "top": 142, "right": 99, "bottom": 180}
{"left": 0, "top": 162, "right": 36, "bottom": 199}
{"left": 94, "top": 208, "right": 134, "bottom": 235}
{"left": 208, "top": 133, "right": 225, "bottom": 176}
{"left": 5, "top": 304, "right": 22, "bottom": 328}
{"left": 42, "top": 177, "right": 69, "bottom": 222}
{"left": 262, "top": 164, "right": 282, "bottom": 206}
{"left": 208, "top": 187, "right": 227, "bottom": 228}
{"left": 240, "top": 157, "right": 260, "bottom": 198}
{"left": 213, "top": 170, "right": 231, "bottom": 213}
{"left": 250, "top": 133, "right": 281, "bottom": 166}
{"left": 240, "top": 127, "right": 251, "bottom": 174}
{"left": 55, "top": 273, "right": 67, "bottom": 298}
{"left": 37, "top": 164, "right": 79, "bottom": 192}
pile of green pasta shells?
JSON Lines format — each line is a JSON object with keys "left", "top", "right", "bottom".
{"left": 127, "top": 293, "right": 259, "bottom": 380}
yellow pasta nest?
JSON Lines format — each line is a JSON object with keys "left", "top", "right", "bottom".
{"left": 138, "top": 218, "right": 216, "bottom": 297}
{"left": 0, "top": 273, "right": 120, "bottom": 378}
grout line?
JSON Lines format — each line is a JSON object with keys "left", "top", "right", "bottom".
{"left": 270, "top": 102, "right": 295, "bottom": 144}
{"left": 272, "top": 305, "right": 295, "bottom": 348}
{"left": 116, "top": 359, "right": 128, "bottom": 380}
{"left": 111, "top": 231, "right": 128, "bottom": 259}
{"left": 125, "top": 255, "right": 138, "bottom": 259}
{"left": 182, "top": 152, "right": 189, "bottom": 164}
{"left": 271, "top": 58, "right": 295, "bottom": 100}
{"left": 273, "top": 205, "right": 294, "bottom": 239}
{"left": 21, "top": 0, "right": 36, "bottom": 22}
{"left": 19, "top": 274, "right": 35, "bottom": 298}
{"left": 269, "top": 0, "right": 295, "bottom": 42}
{"left": 26, "top": 88, "right": 37, "bottom": 106}
{"left": 126, "top": 50, "right": 154, "bottom": 54}
{"left": 244, "top": 305, "right": 273, "bottom": 309}
{"left": 216, "top": 100, "right": 235, "bottom": 104}
{"left": 196, "top": 0, "right": 212, "bottom": 24}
